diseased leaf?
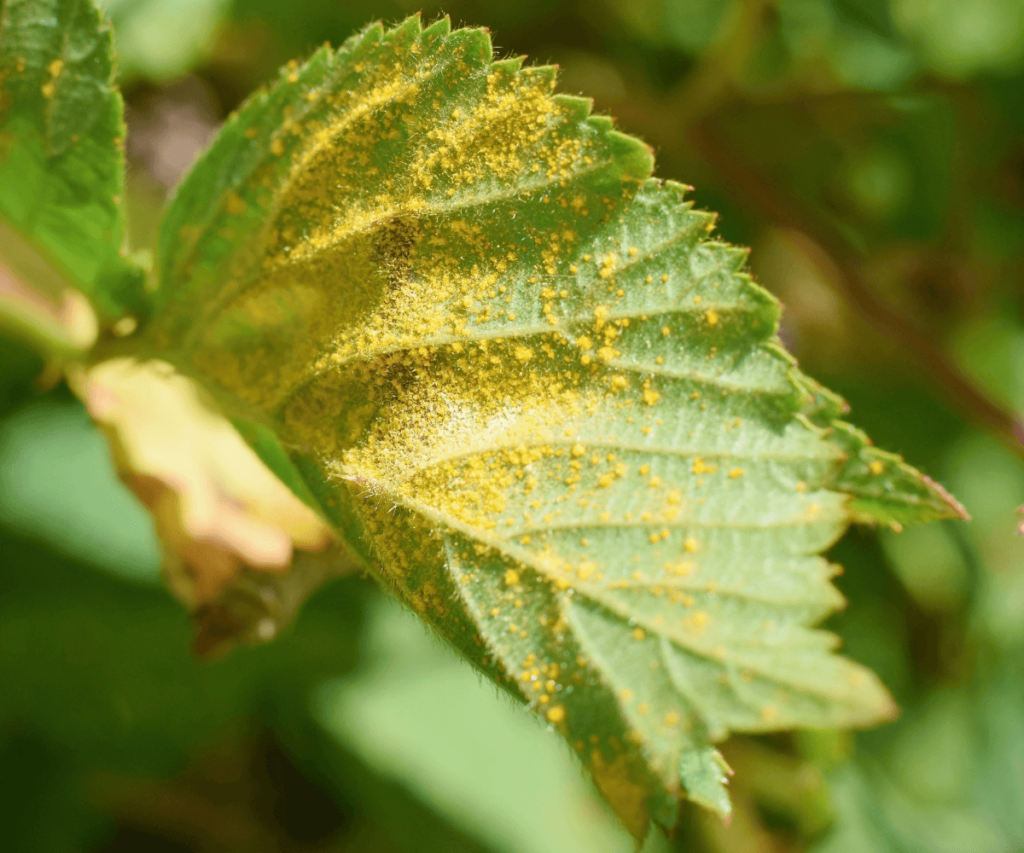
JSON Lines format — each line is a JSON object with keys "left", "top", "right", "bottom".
{"left": 136, "top": 15, "right": 965, "bottom": 837}
{"left": 0, "top": 0, "right": 146, "bottom": 324}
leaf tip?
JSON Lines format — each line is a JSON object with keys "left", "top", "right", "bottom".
{"left": 680, "top": 747, "right": 733, "bottom": 820}
{"left": 845, "top": 663, "right": 901, "bottom": 728}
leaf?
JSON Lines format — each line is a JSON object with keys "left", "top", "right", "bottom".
{"left": 679, "top": 746, "right": 732, "bottom": 818}
{"left": 75, "top": 357, "right": 345, "bottom": 656}
{"left": 137, "top": 15, "right": 965, "bottom": 837}
{"left": 0, "top": 0, "right": 146, "bottom": 325}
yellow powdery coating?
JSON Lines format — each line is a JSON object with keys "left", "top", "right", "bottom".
{"left": 408, "top": 67, "right": 570, "bottom": 188}
{"left": 187, "top": 36, "right": 614, "bottom": 426}
{"left": 150, "top": 17, "right": 925, "bottom": 839}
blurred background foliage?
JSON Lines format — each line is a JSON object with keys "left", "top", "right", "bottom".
{"left": 2, "top": 0, "right": 1024, "bottom": 850}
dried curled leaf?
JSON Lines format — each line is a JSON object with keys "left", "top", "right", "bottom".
{"left": 133, "top": 16, "right": 965, "bottom": 836}
{"left": 78, "top": 358, "right": 344, "bottom": 655}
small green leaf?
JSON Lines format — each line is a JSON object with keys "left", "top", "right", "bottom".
{"left": 680, "top": 746, "right": 732, "bottom": 817}
{"left": 0, "top": 0, "right": 146, "bottom": 324}
{"left": 141, "top": 16, "right": 965, "bottom": 837}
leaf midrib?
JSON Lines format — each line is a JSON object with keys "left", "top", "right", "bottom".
{"left": 270, "top": 298, "right": 781, "bottom": 421}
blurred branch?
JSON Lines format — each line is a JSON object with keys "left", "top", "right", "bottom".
{"left": 688, "top": 123, "right": 1024, "bottom": 462}
{"left": 608, "top": 0, "right": 771, "bottom": 137}
{"left": 668, "top": 0, "right": 774, "bottom": 127}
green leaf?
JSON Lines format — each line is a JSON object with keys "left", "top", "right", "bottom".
{"left": 140, "top": 15, "right": 965, "bottom": 837}
{"left": 0, "top": 0, "right": 146, "bottom": 324}
{"left": 679, "top": 746, "right": 732, "bottom": 818}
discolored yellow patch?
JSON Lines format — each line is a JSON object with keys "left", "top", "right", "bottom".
{"left": 590, "top": 750, "right": 650, "bottom": 840}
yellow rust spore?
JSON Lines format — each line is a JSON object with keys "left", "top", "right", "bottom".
{"left": 547, "top": 705, "right": 566, "bottom": 723}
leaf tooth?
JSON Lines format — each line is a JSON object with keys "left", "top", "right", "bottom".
{"left": 827, "top": 421, "right": 969, "bottom": 524}
{"left": 518, "top": 62, "right": 558, "bottom": 86}
{"left": 403, "top": 11, "right": 425, "bottom": 35}
{"left": 445, "top": 26, "right": 494, "bottom": 66}
{"left": 695, "top": 241, "right": 754, "bottom": 277}
{"left": 379, "top": 14, "right": 424, "bottom": 52}
{"left": 490, "top": 55, "right": 526, "bottom": 75}
{"left": 357, "top": 20, "right": 387, "bottom": 46}
{"left": 680, "top": 747, "right": 732, "bottom": 818}
{"left": 661, "top": 177, "right": 696, "bottom": 195}
{"left": 552, "top": 93, "right": 594, "bottom": 121}
{"left": 421, "top": 15, "right": 452, "bottom": 39}
{"left": 606, "top": 129, "right": 654, "bottom": 181}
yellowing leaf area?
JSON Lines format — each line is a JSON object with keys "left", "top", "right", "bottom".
{"left": 133, "top": 15, "right": 965, "bottom": 838}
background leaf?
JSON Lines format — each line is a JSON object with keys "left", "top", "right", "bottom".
{"left": 0, "top": 0, "right": 146, "bottom": 324}
{"left": 138, "top": 16, "right": 964, "bottom": 835}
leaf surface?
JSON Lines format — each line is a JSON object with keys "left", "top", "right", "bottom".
{"left": 0, "top": 0, "right": 145, "bottom": 323}
{"left": 142, "top": 16, "right": 965, "bottom": 836}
